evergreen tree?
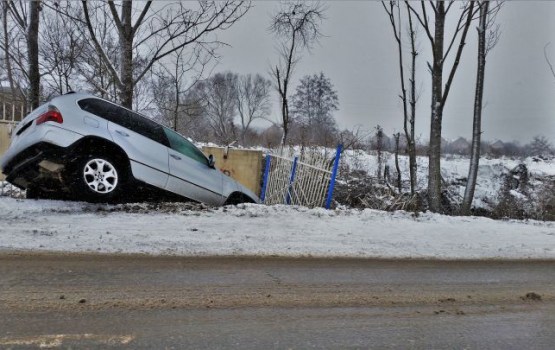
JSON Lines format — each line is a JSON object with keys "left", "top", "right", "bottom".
{"left": 291, "top": 72, "right": 339, "bottom": 146}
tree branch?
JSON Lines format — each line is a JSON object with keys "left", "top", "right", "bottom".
{"left": 441, "top": 1, "right": 475, "bottom": 107}
{"left": 81, "top": 1, "right": 122, "bottom": 88}
{"left": 545, "top": 43, "right": 555, "bottom": 80}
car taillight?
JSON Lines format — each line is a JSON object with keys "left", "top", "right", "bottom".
{"left": 36, "top": 106, "right": 63, "bottom": 125}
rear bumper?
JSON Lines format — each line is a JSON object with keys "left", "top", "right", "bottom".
{"left": 1, "top": 142, "right": 70, "bottom": 189}
{"left": 1, "top": 123, "right": 83, "bottom": 188}
{"left": 1, "top": 124, "right": 82, "bottom": 171}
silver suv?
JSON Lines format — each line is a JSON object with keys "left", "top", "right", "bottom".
{"left": 1, "top": 92, "right": 259, "bottom": 205}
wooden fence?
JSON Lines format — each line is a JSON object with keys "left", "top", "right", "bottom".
{"left": 0, "top": 99, "right": 26, "bottom": 180}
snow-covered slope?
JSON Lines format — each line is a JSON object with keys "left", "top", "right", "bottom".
{"left": 1, "top": 197, "right": 554, "bottom": 259}
{"left": 341, "top": 150, "right": 555, "bottom": 210}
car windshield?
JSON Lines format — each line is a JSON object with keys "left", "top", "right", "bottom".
{"left": 162, "top": 127, "right": 208, "bottom": 166}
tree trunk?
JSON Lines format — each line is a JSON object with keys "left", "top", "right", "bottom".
{"left": 394, "top": 133, "right": 402, "bottom": 194}
{"left": 27, "top": 0, "right": 40, "bottom": 109}
{"left": 3, "top": 3, "right": 16, "bottom": 103}
{"left": 427, "top": 2, "right": 446, "bottom": 212}
{"left": 376, "top": 126, "right": 384, "bottom": 182}
{"left": 462, "top": 1, "right": 489, "bottom": 215}
{"left": 119, "top": 1, "right": 133, "bottom": 108}
{"left": 406, "top": 2, "right": 417, "bottom": 195}
{"left": 173, "top": 66, "right": 180, "bottom": 131}
{"left": 281, "top": 94, "right": 289, "bottom": 145}
{"left": 384, "top": 2, "right": 419, "bottom": 195}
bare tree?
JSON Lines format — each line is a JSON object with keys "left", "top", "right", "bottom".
{"left": 70, "top": 2, "right": 121, "bottom": 101}
{"left": 406, "top": 2, "right": 419, "bottom": 195}
{"left": 192, "top": 71, "right": 239, "bottom": 144}
{"left": 528, "top": 135, "right": 553, "bottom": 157}
{"left": 79, "top": 1, "right": 250, "bottom": 108}
{"left": 151, "top": 44, "right": 212, "bottom": 132}
{"left": 407, "top": 1, "right": 477, "bottom": 212}
{"left": 269, "top": 1, "right": 325, "bottom": 145}
{"left": 338, "top": 125, "right": 369, "bottom": 151}
{"left": 2, "top": 2, "right": 17, "bottom": 101}
{"left": 382, "top": 1, "right": 419, "bottom": 195}
{"left": 1, "top": 1, "right": 41, "bottom": 108}
{"left": 236, "top": 73, "right": 272, "bottom": 146}
{"left": 40, "top": 4, "right": 87, "bottom": 97}
{"left": 462, "top": 1, "right": 502, "bottom": 215}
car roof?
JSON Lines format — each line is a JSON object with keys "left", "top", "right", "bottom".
{"left": 55, "top": 92, "right": 165, "bottom": 127}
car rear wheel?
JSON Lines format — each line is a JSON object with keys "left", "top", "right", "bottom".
{"left": 71, "top": 154, "right": 127, "bottom": 202}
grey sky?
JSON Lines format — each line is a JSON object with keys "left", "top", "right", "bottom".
{"left": 214, "top": 1, "right": 555, "bottom": 144}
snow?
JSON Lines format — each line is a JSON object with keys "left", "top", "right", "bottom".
{"left": 1, "top": 197, "right": 554, "bottom": 259}
{"left": 341, "top": 150, "right": 555, "bottom": 210}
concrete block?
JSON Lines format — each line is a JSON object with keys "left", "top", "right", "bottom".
{"left": 202, "top": 146, "right": 263, "bottom": 196}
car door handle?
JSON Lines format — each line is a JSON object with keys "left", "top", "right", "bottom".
{"left": 170, "top": 154, "right": 182, "bottom": 160}
{"left": 115, "top": 130, "right": 129, "bottom": 137}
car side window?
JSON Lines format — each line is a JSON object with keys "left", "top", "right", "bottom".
{"left": 127, "top": 111, "right": 169, "bottom": 147}
{"left": 163, "top": 128, "right": 208, "bottom": 166}
{"left": 78, "top": 98, "right": 169, "bottom": 147}
{"left": 78, "top": 98, "right": 114, "bottom": 119}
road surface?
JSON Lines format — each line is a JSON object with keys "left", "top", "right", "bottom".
{"left": 0, "top": 254, "right": 554, "bottom": 349}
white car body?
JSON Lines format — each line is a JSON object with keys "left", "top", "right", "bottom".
{"left": 1, "top": 92, "right": 259, "bottom": 205}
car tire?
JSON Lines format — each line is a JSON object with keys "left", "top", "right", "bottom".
{"left": 71, "top": 153, "right": 128, "bottom": 203}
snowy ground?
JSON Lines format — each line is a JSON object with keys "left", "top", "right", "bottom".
{"left": 341, "top": 150, "right": 555, "bottom": 210}
{"left": 1, "top": 197, "right": 554, "bottom": 259}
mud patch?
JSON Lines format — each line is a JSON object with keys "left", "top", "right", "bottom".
{"left": 521, "top": 292, "right": 542, "bottom": 301}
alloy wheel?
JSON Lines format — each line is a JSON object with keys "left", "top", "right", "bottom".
{"left": 83, "top": 158, "right": 119, "bottom": 194}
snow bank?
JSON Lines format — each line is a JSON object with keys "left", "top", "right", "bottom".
{"left": 341, "top": 151, "right": 555, "bottom": 210}
{"left": 1, "top": 197, "right": 554, "bottom": 259}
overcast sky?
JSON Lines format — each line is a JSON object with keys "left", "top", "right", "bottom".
{"left": 213, "top": 1, "right": 555, "bottom": 144}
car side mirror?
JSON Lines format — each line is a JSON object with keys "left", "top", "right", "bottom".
{"left": 208, "top": 154, "right": 216, "bottom": 168}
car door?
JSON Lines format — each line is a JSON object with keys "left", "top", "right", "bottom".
{"left": 105, "top": 107, "right": 170, "bottom": 189}
{"left": 163, "top": 127, "right": 225, "bottom": 205}
{"left": 79, "top": 98, "right": 170, "bottom": 188}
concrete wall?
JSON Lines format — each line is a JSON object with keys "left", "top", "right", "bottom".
{"left": 202, "top": 146, "right": 263, "bottom": 196}
{"left": 0, "top": 122, "right": 15, "bottom": 181}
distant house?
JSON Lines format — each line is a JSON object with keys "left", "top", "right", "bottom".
{"left": 0, "top": 86, "right": 27, "bottom": 176}
{"left": 489, "top": 140, "right": 505, "bottom": 155}
{"left": 449, "top": 137, "right": 471, "bottom": 155}
{"left": 0, "top": 86, "right": 27, "bottom": 123}
{"left": 440, "top": 137, "right": 449, "bottom": 153}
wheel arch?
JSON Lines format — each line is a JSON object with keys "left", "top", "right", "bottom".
{"left": 68, "top": 136, "right": 131, "bottom": 172}
{"left": 66, "top": 136, "right": 133, "bottom": 202}
{"left": 224, "top": 191, "right": 256, "bottom": 205}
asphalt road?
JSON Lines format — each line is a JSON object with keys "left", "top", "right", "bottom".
{"left": 0, "top": 254, "right": 554, "bottom": 349}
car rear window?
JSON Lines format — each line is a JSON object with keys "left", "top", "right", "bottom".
{"left": 78, "top": 98, "right": 169, "bottom": 147}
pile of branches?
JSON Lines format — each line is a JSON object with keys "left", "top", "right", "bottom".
{"left": 491, "top": 164, "right": 555, "bottom": 221}
{"left": 334, "top": 170, "right": 421, "bottom": 211}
